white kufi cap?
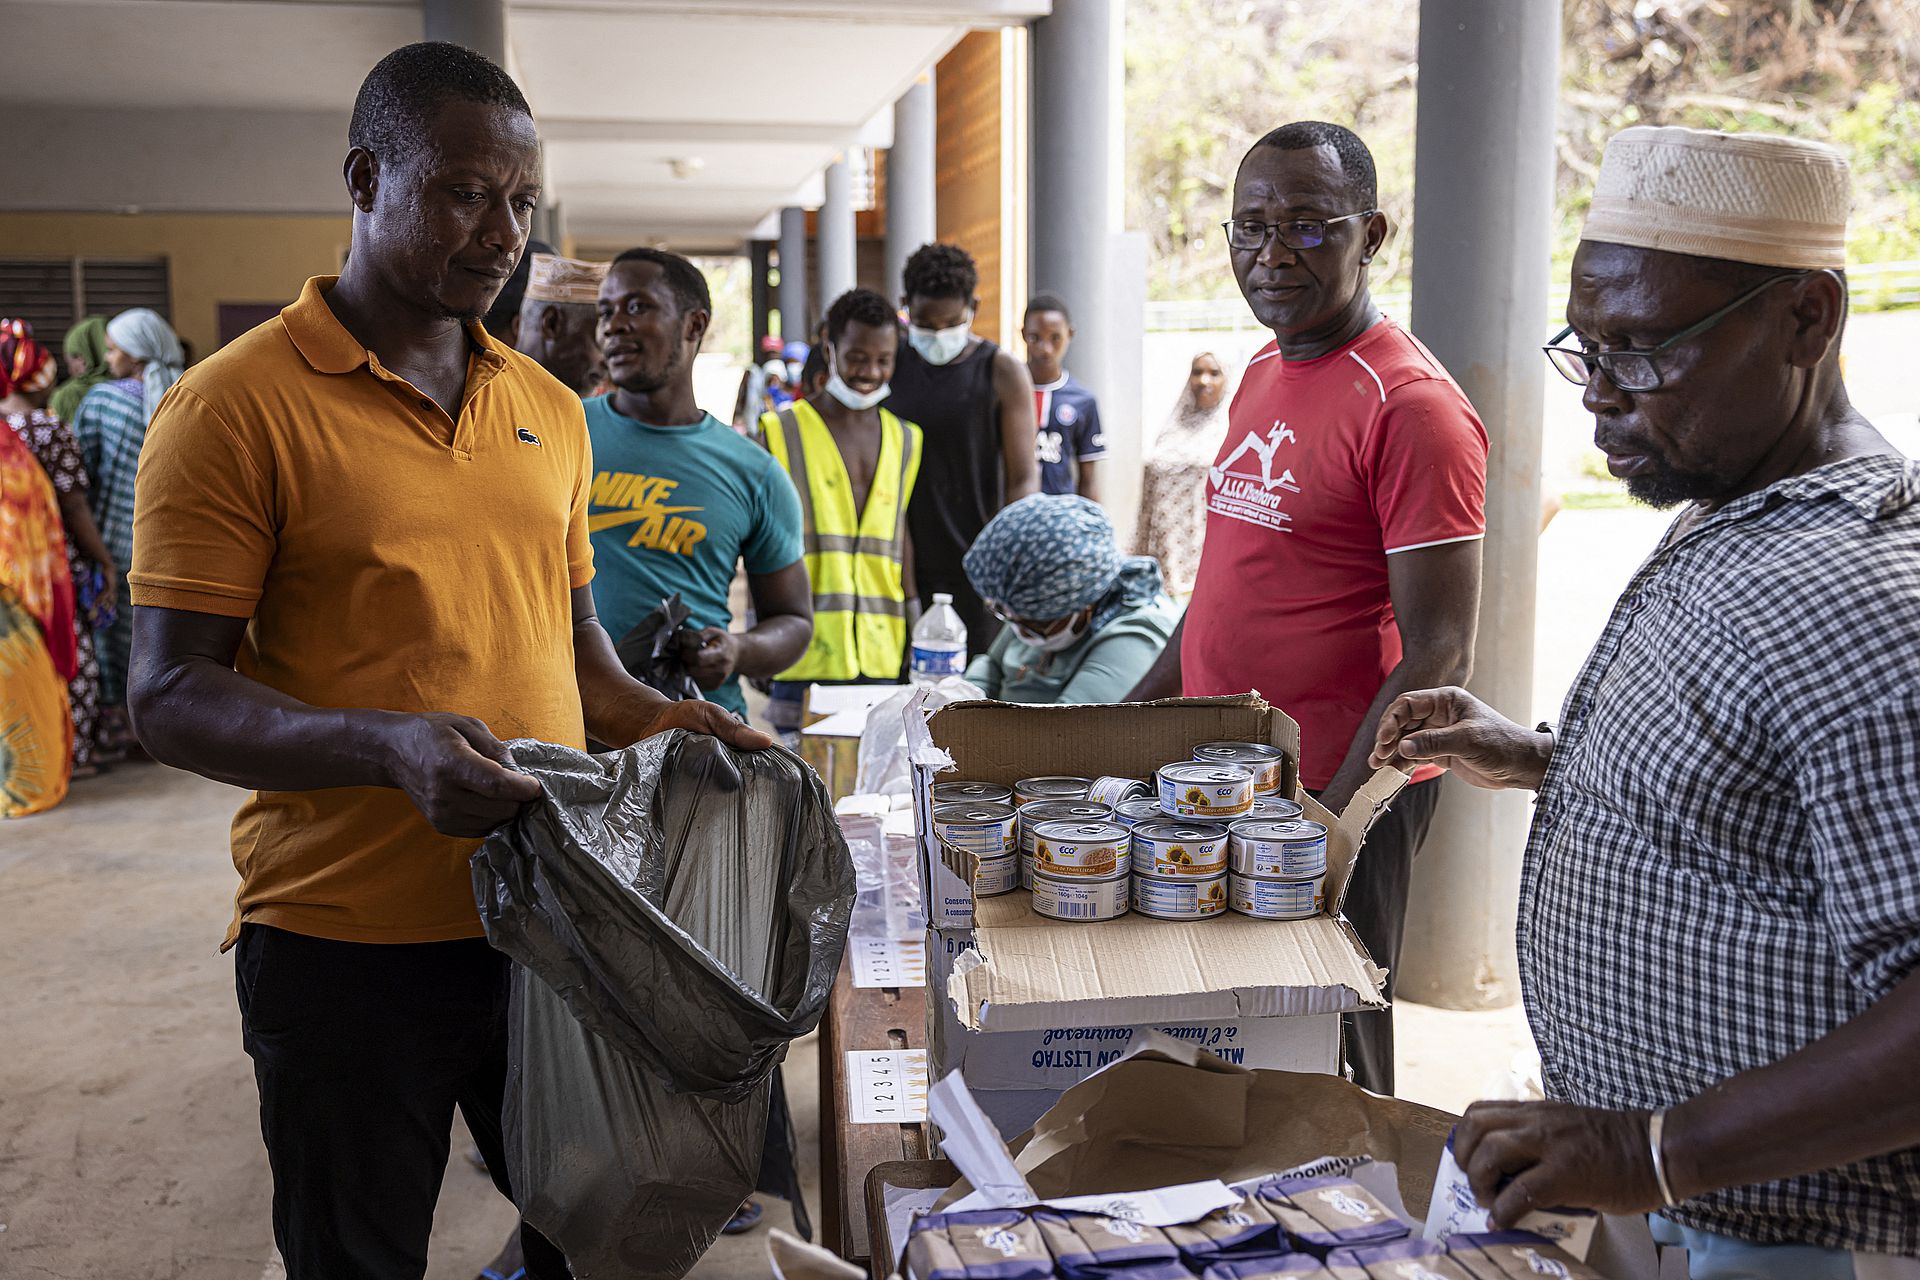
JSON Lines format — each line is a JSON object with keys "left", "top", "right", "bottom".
{"left": 1582, "top": 125, "right": 1851, "bottom": 270}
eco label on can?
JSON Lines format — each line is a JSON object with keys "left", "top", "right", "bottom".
{"left": 1248, "top": 795, "right": 1306, "bottom": 822}
{"left": 1229, "top": 818, "right": 1329, "bottom": 879}
{"left": 1193, "top": 741, "right": 1286, "bottom": 794}
{"left": 1131, "top": 819, "right": 1231, "bottom": 877}
{"left": 1032, "top": 820, "right": 1133, "bottom": 878}
{"left": 1013, "top": 775, "right": 1093, "bottom": 807}
{"left": 974, "top": 853, "right": 1020, "bottom": 897}
{"left": 1228, "top": 872, "right": 1325, "bottom": 919}
{"left": 933, "top": 781, "right": 1014, "bottom": 806}
{"left": 931, "top": 801, "right": 1018, "bottom": 857}
{"left": 1132, "top": 871, "right": 1228, "bottom": 920}
{"left": 1018, "top": 800, "right": 1114, "bottom": 858}
{"left": 1086, "top": 775, "right": 1152, "bottom": 808}
{"left": 1113, "top": 798, "right": 1166, "bottom": 827}
{"left": 1155, "top": 763, "right": 1255, "bottom": 819}
{"left": 1031, "top": 869, "right": 1131, "bottom": 922}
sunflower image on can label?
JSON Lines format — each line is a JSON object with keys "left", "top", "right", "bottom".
{"left": 1228, "top": 872, "right": 1325, "bottom": 919}
{"left": 974, "top": 853, "right": 1020, "bottom": 897}
{"left": 1132, "top": 870, "right": 1228, "bottom": 919}
{"left": 1032, "top": 868, "right": 1130, "bottom": 921}
{"left": 1018, "top": 800, "right": 1114, "bottom": 860}
{"left": 932, "top": 801, "right": 1018, "bottom": 858}
{"left": 933, "top": 781, "right": 1014, "bottom": 806}
{"left": 1013, "top": 775, "right": 1093, "bottom": 807}
{"left": 1228, "top": 818, "right": 1329, "bottom": 878}
{"left": 1192, "top": 741, "right": 1287, "bottom": 794}
{"left": 1155, "top": 763, "right": 1255, "bottom": 819}
{"left": 1131, "top": 819, "right": 1230, "bottom": 877}
{"left": 1032, "top": 820, "right": 1132, "bottom": 878}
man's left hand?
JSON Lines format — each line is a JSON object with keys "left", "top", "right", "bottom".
{"left": 1454, "top": 1099, "right": 1666, "bottom": 1225}
{"left": 628, "top": 695, "right": 774, "bottom": 752}
{"left": 677, "top": 627, "right": 741, "bottom": 690}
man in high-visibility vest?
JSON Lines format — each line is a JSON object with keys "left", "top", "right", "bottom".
{"left": 759, "top": 287, "right": 924, "bottom": 741}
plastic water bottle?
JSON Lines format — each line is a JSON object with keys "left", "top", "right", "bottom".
{"left": 910, "top": 593, "right": 968, "bottom": 684}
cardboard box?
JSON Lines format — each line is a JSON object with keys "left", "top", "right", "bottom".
{"left": 906, "top": 694, "right": 1405, "bottom": 1130}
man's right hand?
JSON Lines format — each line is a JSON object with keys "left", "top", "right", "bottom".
{"left": 1369, "top": 686, "right": 1553, "bottom": 791}
{"left": 383, "top": 713, "right": 544, "bottom": 837}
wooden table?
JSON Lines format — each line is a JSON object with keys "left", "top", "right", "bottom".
{"left": 819, "top": 952, "right": 931, "bottom": 1273}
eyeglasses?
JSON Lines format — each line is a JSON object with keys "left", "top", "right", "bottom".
{"left": 1542, "top": 271, "right": 1812, "bottom": 393}
{"left": 1222, "top": 212, "right": 1377, "bottom": 253}
{"left": 986, "top": 599, "right": 1072, "bottom": 636}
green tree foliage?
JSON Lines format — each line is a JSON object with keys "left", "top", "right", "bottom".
{"left": 1128, "top": 0, "right": 1920, "bottom": 301}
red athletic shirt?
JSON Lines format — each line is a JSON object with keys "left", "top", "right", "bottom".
{"left": 1182, "top": 319, "right": 1487, "bottom": 789}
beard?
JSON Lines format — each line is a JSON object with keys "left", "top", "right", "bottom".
{"left": 1622, "top": 459, "right": 1731, "bottom": 509}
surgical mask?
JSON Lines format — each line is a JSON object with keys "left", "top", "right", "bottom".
{"left": 907, "top": 321, "right": 971, "bottom": 366}
{"left": 824, "top": 346, "right": 890, "bottom": 411}
{"left": 825, "top": 372, "right": 889, "bottom": 411}
{"left": 1012, "top": 610, "right": 1090, "bottom": 653}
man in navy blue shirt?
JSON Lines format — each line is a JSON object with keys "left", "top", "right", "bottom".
{"left": 1022, "top": 293, "right": 1107, "bottom": 498}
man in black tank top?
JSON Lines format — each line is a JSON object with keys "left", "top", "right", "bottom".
{"left": 884, "top": 243, "right": 1038, "bottom": 648}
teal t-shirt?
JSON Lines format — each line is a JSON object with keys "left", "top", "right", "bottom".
{"left": 964, "top": 595, "right": 1183, "bottom": 705}
{"left": 583, "top": 397, "right": 804, "bottom": 715}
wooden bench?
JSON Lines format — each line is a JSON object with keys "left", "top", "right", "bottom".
{"left": 818, "top": 952, "right": 930, "bottom": 1273}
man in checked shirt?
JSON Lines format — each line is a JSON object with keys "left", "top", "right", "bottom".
{"left": 1373, "top": 127, "right": 1920, "bottom": 1278}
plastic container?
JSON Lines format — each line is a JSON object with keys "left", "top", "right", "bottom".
{"left": 910, "top": 592, "right": 968, "bottom": 683}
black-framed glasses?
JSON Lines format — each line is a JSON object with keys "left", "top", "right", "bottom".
{"left": 1222, "top": 211, "right": 1377, "bottom": 253}
{"left": 1542, "top": 271, "right": 1812, "bottom": 392}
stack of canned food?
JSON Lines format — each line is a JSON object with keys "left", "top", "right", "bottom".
{"left": 927, "top": 740, "right": 1330, "bottom": 924}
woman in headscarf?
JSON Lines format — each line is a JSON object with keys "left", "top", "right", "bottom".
{"left": 49, "top": 315, "right": 110, "bottom": 425}
{"left": 962, "top": 494, "right": 1180, "bottom": 704}
{"left": 3, "top": 321, "right": 116, "bottom": 777}
{"left": 0, "top": 345, "right": 78, "bottom": 816}
{"left": 71, "top": 307, "right": 182, "bottom": 739}
{"left": 1134, "top": 352, "right": 1233, "bottom": 597}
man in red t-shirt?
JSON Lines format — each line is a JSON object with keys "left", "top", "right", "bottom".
{"left": 1127, "top": 121, "right": 1486, "bottom": 1095}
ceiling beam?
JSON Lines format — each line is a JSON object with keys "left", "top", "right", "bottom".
{"left": 540, "top": 117, "right": 864, "bottom": 146}
{"left": 511, "top": 0, "right": 1048, "bottom": 26}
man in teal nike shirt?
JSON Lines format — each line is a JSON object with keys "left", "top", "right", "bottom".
{"left": 585, "top": 247, "right": 811, "bottom": 718}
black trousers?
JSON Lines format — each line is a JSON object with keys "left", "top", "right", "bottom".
{"left": 1328, "top": 776, "right": 1443, "bottom": 1097}
{"left": 235, "top": 924, "right": 570, "bottom": 1279}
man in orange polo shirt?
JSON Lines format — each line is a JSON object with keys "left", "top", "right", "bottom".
{"left": 125, "top": 43, "right": 762, "bottom": 1280}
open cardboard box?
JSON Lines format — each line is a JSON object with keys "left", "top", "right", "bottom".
{"left": 907, "top": 692, "right": 1409, "bottom": 1131}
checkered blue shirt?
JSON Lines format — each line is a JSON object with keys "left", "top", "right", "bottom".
{"left": 70, "top": 378, "right": 147, "bottom": 566}
{"left": 1518, "top": 454, "right": 1920, "bottom": 1254}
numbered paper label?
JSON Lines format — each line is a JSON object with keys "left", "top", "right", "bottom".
{"left": 850, "top": 936, "right": 926, "bottom": 988}
{"left": 847, "top": 1049, "right": 929, "bottom": 1124}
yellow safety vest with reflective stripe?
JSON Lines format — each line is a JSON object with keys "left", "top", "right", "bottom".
{"left": 761, "top": 400, "right": 923, "bottom": 681}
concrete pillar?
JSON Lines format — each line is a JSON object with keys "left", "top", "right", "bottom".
{"left": 750, "top": 239, "right": 774, "bottom": 358}
{"left": 423, "top": 0, "right": 506, "bottom": 62}
{"left": 819, "top": 158, "right": 857, "bottom": 312}
{"left": 777, "top": 206, "right": 810, "bottom": 343}
{"left": 1402, "top": 0, "right": 1561, "bottom": 1010}
{"left": 886, "top": 74, "right": 937, "bottom": 303}
{"left": 1031, "top": 0, "right": 1141, "bottom": 523}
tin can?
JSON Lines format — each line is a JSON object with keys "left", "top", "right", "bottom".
{"left": 933, "top": 781, "right": 1014, "bottom": 806}
{"left": 1018, "top": 800, "right": 1113, "bottom": 856}
{"left": 975, "top": 853, "right": 1020, "bottom": 897}
{"left": 1086, "top": 775, "right": 1151, "bottom": 808}
{"left": 1248, "top": 795, "right": 1306, "bottom": 822}
{"left": 1132, "top": 870, "right": 1228, "bottom": 920}
{"left": 1131, "top": 819, "right": 1230, "bottom": 877}
{"left": 1032, "top": 868, "right": 1130, "bottom": 921}
{"left": 1155, "top": 763, "right": 1255, "bottom": 819}
{"left": 1032, "top": 819, "right": 1132, "bottom": 878}
{"left": 932, "top": 801, "right": 1018, "bottom": 859}
{"left": 1193, "top": 741, "right": 1287, "bottom": 794}
{"left": 1229, "top": 818, "right": 1329, "bottom": 879}
{"left": 1112, "top": 798, "right": 1166, "bottom": 827}
{"left": 1014, "top": 775, "right": 1093, "bottom": 807}
{"left": 1228, "top": 872, "right": 1325, "bottom": 920}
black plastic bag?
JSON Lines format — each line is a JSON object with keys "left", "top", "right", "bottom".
{"left": 614, "top": 592, "right": 705, "bottom": 702}
{"left": 473, "top": 731, "right": 854, "bottom": 1278}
